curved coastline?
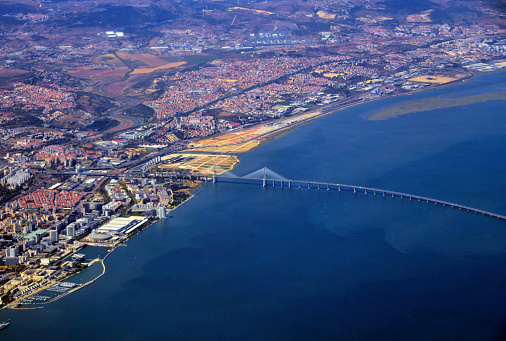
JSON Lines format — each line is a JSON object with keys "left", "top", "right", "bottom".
{"left": 191, "top": 71, "right": 485, "bottom": 155}
{"left": 4, "top": 69, "right": 502, "bottom": 311}
{"left": 1, "top": 70, "right": 505, "bottom": 340}
{"left": 246, "top": 70, "right": 504, "bottom": 153}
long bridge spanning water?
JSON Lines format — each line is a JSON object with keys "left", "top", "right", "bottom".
{"left": 65, "top": 166, "right": 505, "bottom": 222}
{"left": 200, "top": 167, "right": 506, "bottom": 222}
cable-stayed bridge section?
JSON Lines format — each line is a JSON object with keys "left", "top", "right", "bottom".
{"left": 50, "top": 166, "right": 506, "bottom": 222}
{"left": 203, "top": 167, "right": 506, "bottom": 222}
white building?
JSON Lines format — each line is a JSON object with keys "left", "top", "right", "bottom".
{"left": 157, "top": 205, "right": 167, "bottom": 219}
{"left": 66, "top": 225, "right": 76, "bottom": 237}
{"left": 49, "top": 229, "right": 58, "bottom": 242}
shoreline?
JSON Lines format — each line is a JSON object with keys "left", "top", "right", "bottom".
{"left": 2, "top": 69, "right": 498, "bottom": 311}
{"left": 190, "top": 71, "right": 482, "bottom": 157}
{"left": 3, "top": 182, "right": 202, "bottom": 310}
{"left": 245, "top": 69, "right": 500, "bottom": 152}
{"left": 192, "top": 68, "right": 506, "bottom": 176}
{"left": 4, "top": 217, "right": 161, "bottom": 310}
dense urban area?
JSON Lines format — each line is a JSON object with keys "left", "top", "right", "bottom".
{"left": 0, "top": 0, "right": 505, "bottom": 309}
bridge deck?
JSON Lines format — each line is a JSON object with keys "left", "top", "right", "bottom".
{"left": 215, "top": 176, "right": 506, "bottom": 221}
{"left": 72, "top": 170, "right": 505, "bottom": 222}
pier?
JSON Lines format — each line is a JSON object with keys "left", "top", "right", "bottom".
{"left": 54, "top": 167, "right": 506, "bottom": 222}
{"left": 201, "top": 167, "right": 506, "bottom": 222}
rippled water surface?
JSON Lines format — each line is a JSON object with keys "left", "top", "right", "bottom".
{"left": 2, "top": 72, "right": 505, "bottom": 341}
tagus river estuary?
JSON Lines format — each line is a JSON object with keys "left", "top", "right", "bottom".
{"left": 2, "top": 71, "right": 506, "bottom": 340}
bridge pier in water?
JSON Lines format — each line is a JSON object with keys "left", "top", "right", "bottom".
{"left": 210, "top": 167, "right": 506, "bottom": 222}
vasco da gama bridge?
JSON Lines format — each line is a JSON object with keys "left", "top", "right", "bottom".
{"left": 198, "top": 166, "right": 506, "bottom": 222}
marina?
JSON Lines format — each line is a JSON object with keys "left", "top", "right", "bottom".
{"left": 0, "top": 68, "right": 504, "bottom": 341}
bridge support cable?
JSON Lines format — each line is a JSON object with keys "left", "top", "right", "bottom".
{"left": 210, "top": 165, "right": 505, "bottom": 222}
{"left": 215, "top": 175, "right": 505, "bottom": 222}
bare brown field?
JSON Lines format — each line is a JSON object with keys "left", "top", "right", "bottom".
{"left": 192, "top": 105, "right": 352, "bottom": 153}
{"left": 192, "top": 141, "right": 260, "bottom": 154}
{"left": 408, "top": 75, "right": 458, "bottom": 84}
{"left": 94, "top": 54, "right": 125, "bottom": 68}
{"left": 160, "top": 153, "right": 239, "bottom": 174}
{"left": 130, "top": 61, "right": 187, "bottom": 75}
{"left": 103, "top": 81, "right": 138, "bottom": 95}
{"left": 104, "top": 115, "right": 136, "bottom": 134}
{"left": 407, "top": 9, "right": 433, "bottom": 23}
{"left": 0, "top": 69, "right": 30, "bottom": 77}
{"left": 117, "top": 52, "right": 170, "bottom": 68}
{"left": 227, "top": 6, "right": 276, "bottom": 15}
{"left": 67, "top": 67, "right": 130, "bottom": 80}
{"left": 316, "top": 10, "right": 336, "bottom": 19}
{"left": 217, "top": 112, "right": 237, "bottom": 117}
{"left": 148, "top": 37, "right": 161, "bottom": 47}
{"left": 197, "top": 127, "right": 262, "bottom": 146}
{"left": 189, "top": 127, "right": 263, "bottom": 153}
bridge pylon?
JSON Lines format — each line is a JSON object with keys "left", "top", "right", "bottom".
{"left": 212, "top": 165, "right": 217, "bottom": 183}
{"left": 262, "top": 166, "right": 267, "bottom": 187}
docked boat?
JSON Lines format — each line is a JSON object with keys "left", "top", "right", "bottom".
{"left": 0, "top": 320, "right": 10, "bottom": 330}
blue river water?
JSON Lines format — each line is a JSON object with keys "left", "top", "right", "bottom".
{"left": 2, "top": 71, "right": 506, "bottom": 340}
